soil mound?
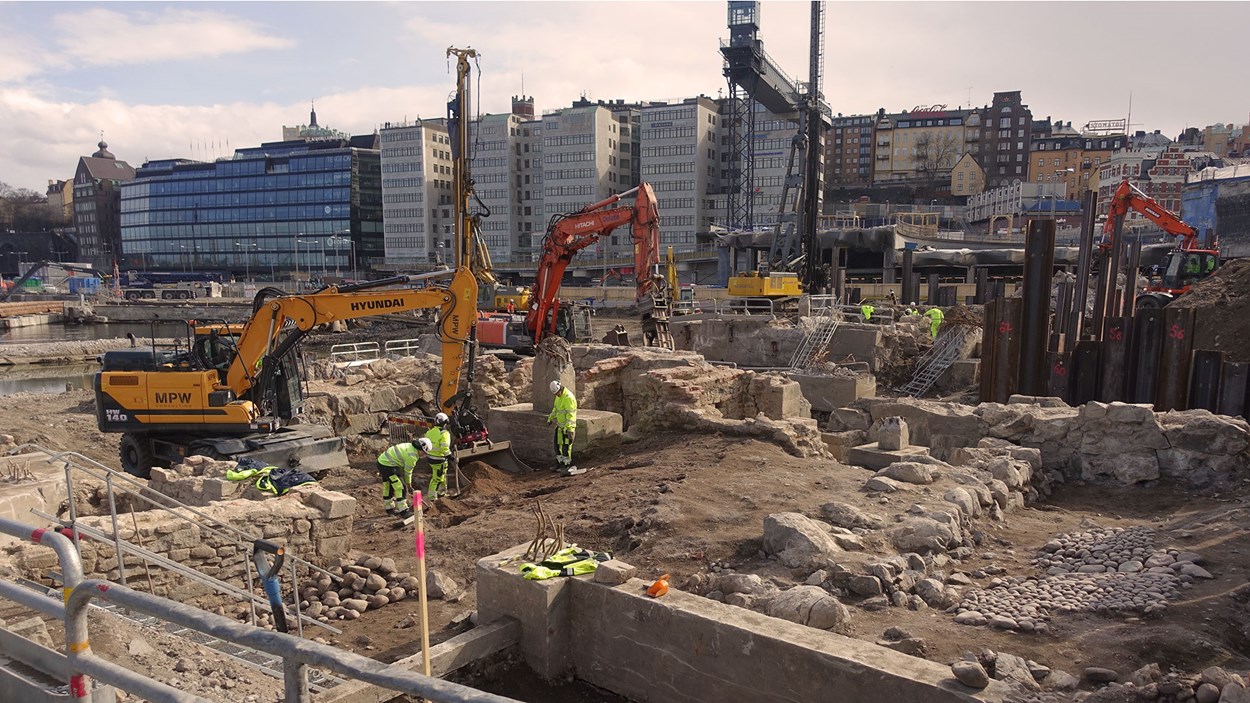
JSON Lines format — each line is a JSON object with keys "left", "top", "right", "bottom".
{"left": 458, "top": 460, "right": 515, "bottom": 496}
{"left": 1169, "top": 259, "right": 1250, "bottom": 362}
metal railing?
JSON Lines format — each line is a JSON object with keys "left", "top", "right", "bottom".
{"left": 0, "top": 516, "right": 205, "bottom": 703}
{"left": 65, "top": 579, "right": 522, "bottom": 703}
{"left": 328, "top": 342, "right": 380, "bottom": 363}
{"left": 382, "top": 338, "right": 425, "bottom": 357}
{"left": 8, "top": 445, "right": 341, "bottom": 637}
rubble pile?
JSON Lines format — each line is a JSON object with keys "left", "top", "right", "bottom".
{"left": 576, "top": 347, "right": 828, "bottom": 458}
{"left": 1170, "top": 258, "right": 1250, "bottom": 362}
{"left": 292, "top": 552, "right": 461, "bottom": 623}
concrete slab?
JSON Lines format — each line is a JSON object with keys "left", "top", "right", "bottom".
{"left": 314, "top": 618, "right": 521, "bottom": 703}
{"left": 488, "top": 404, "right": 622, "bottom": 467}
{"left": 475, "top": 543, "right": 1008, "bottom": 703}
{"left": 845, "top": 442, "right": 931, "bottom": 471}
{"left": 791, "top": 373, "right": 876, "bottom": 413}
{"left": 827, "top": 324, "right": 884, "bottom": 370}
{"left": 0, "top": 452, "right": 68, "bottom": 547}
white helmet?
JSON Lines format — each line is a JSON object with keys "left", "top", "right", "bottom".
{"left": 434, "top": 412, "right": 450, "bottom": 426}
{"left": 549, "top": 380, "right": 562, "bottom": 394}
{"left": 417, "top": 438, "right": 433, "bottom": 452}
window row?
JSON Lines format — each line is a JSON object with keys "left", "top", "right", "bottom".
{"left": 642, "top": 161, "right": 695, "bottom": 175}
{"left": 544, "top": 133, "right": 595, "bottom": 147}
{"left": 544, "top": 151, "right": 595, "bottom": 164}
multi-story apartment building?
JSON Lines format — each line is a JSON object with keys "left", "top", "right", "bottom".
{"left": 639, "top": 96, "right": 721, "bottom": 251}
{"left": 73, "top": 141, "right": 135, "bottom": 268}
{"left": 1028, "top": 121, "right": 1127, "bottom": 199}
{"left": 120, "top": 135, "right": 382, "bottom": 277}
{"left": 825, "top": 114, "right": 875, "bottom": 186}
{"left": 873, "top": 106, "right": 976, "bottom": 185}
{"left": 980, "top": 91, "right": 1034, "bottom": 190}
{"left": 379, "top": 120, "right": 455, "bottom": 265}
{"left": 1095, "top": 145, "right": 1209, "bottom": 220}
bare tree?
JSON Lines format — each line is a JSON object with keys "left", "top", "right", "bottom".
{"left": 911, "top": 133, "right": 961, "bottom": 184}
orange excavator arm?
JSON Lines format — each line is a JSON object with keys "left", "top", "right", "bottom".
{"left": 1103, "top": 180, "right": 1199, "bottom": 250}
{"left": 526, "top": 183, "right": 664, "bottom": 345}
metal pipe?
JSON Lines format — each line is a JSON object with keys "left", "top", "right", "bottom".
{"left": 66, "top": 580, "right": 522, "bottom": 703}
{"left": 106, "top": 474, "right": 127, "bottom": 587}
{"left": 1103, "top": 208, "right": 1128, "bottom": 339}
{"left": 1124, "top": 238, "right": 1143, "bottom": 319}
{"left": 0, "top": 580, "right": 67, "bottom": 620}
{"left": 0, "top": 517, "right": 85, "bottom": 595}
{"left": 74, "top": 653, "right": 212, "bottom": 703}
{"left": 63, "top": 462, "right": 81, "bottom": 553}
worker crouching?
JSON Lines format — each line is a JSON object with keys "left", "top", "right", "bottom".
{"left": 376, "top": 437, "right": 432, "bottom": 526}
{"left": 547, "top": 380, "right": 585, "bottom": 476}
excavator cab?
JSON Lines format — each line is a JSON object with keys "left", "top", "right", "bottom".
{"left": 1160, "top": 250, "right": 1218, "bottom": 293}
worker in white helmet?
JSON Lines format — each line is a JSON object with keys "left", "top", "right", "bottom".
{"left": 547, "top": 380, "right": 579, "bottom": 474}
{"left": 424, "top": 412, "right": 454, "bottom": 501}
{"left": 377, "top": 437, "right": 433, "bottom": 525}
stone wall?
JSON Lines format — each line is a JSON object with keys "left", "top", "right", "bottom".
{"left": 832, "top": 396, "right": 1250, "bottom": 489}
{"left": 12, "top": 489, "right": 356, "bottom": 602}
{"left": 575, "top": 348, "right": 828, "bottom": 458}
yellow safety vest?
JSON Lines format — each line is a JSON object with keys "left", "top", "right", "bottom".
{"left": 378, "top": 443, "right": 420, "bottom": 471}
{"left": 424, "top": 426, "right": 452, "bottom": 462}
{"left": 549, "top": 388, "right": 578, "bottom": 428}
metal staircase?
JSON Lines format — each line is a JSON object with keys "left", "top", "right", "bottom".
{"left": 789, "top": 296, "right": 842, "bottom": 370}
{"left": 898, "top": 327, "right": 974, "bottom": 397}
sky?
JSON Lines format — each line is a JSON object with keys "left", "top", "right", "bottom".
{"left": 1, "top": 1, "right": 1247, "bottom": 192}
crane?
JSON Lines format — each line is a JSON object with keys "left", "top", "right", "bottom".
{"left": 526, "top": 184, "right": 673, "bottom": 349}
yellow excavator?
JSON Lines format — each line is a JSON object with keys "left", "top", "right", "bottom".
{"left": 94, "top": 46, "right": 510, "bottom": 477}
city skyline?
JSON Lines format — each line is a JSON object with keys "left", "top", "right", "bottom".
{"left": 2, "top": 1, "right": 1248, "bottom": 192}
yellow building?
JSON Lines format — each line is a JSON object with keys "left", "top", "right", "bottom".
{"left": 874, "top": 107, "right": 977, "bottom": 183}
{"left": 1029, "top": 128, "right": 1126, "bottom": 198}
{"left": 950, "top": 153, "right": 984, "bottom": 196}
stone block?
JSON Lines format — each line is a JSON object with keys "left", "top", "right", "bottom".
{"left": 749, "top": 375, "right": 810, "bottom": 420}
{"left": 488, "top": 403, "right": 622, "bottom": 467}
{"left": 826, "top": 325, "right": 885, "bottom": 370}
{"left": 593, "top": 560, "right": 637, "bottom": 586}
{"left": 303, "top": 490, "right": 358, "bottom": 519}
{"left": 532, "top": 348, "right": 576, "bottom": 413}
{"left": 876, "top": 417, "right": 909, "bottom": 451}
{"left": 845, "top": 442, "right": 931, "bottom": 472}
{"left": 202, "top": 478, "right": 240, "bottom": 501}
{"left": 790, "top": 373, "right": 877, "bottom": 413}
{"left": 821, "top": 431, "right": 867, "bottom": 461}
{"left": 316, "top": 535, "right": 352, "bottom": 557}
{"left": 937, "top": 359, "right": 979, "bottom": 392}
{"left": 476, "top": 543, "right": 574, "bottom": 679}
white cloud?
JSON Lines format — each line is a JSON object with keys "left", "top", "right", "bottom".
{"left": 0, "top": 35, "right": 48, "bottom": 83}
{"left": 50, "top": 7, "right": 293, "bottom": 68}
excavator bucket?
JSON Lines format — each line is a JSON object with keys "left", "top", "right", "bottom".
{"left": 387, "top": 413, "right": 534, "bottom": 476}
{"left": 602, "top": 325, "right": 631, "bottom": 347}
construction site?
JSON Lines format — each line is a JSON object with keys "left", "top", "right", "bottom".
{"left": 3, "top": 7, "right": 1250, "bottom": 703}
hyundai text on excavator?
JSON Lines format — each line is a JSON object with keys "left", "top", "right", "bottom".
{"left": 1103, "top": 179, "right": 1217, "bottom": 308}
{"left": 525, "top": 183, "right": 673, "bottom": 349}
{"left": 95, "top": 46, "right": 524, "bottom": 477}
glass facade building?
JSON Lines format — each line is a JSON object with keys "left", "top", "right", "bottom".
{"left": 119, "top": 137, "right": 382, "bottom": 279}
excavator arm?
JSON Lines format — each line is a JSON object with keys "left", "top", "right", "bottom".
{"left": 526, "top": 183, "right": 670, "bottom": 346}
{"left": 1103, "top": 180, "right": 1199, "bottom": 249}
{"left": 226, "top": 268, "right": 478, "bottom": 413}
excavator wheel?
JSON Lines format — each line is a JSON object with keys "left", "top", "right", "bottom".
{"left": 119, "top": 433, "right": 156, "bottom": 480}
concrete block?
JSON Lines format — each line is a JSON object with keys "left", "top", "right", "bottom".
{"left": 315, "top": 535, "right": 352, "bottom": 557}
{"left": 937, "top": 359, "right": 980, "bottom": 393}
{"left": 845, "top": 443, "right": 931, "bottom": 472}
{"left": 821, "top": 431, "right": 867, "bottom": 462}
{"left": 877, "top": 417, "right": 910, "bottom": 451}
{"left": 488, "top": 403, "right": 622, "bottom": 467}
{"left": 476, "top": 544, "right": 575, "bottom": 679}
{"left": 532, "top": 348, "right": 576, "bottom": 413}
{"left": 826, "top": 325, "right": 884, "bottom": 370}
{"left": 593, "top": 560, "right": 637, "bottom": 586}
{"left": 790, "top": 373, "right": 877, "bottom": 413}
{"left": 304, "top": 490, "right": 358, "bottom": 519}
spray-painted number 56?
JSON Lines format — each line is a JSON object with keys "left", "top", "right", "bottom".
{"left": 1169, "top": 324, "right": 1186, "bottom": 340}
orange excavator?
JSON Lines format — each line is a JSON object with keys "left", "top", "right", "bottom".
{"left": 1103, "top": 179, "right": 1218, "bottom": 308}
{"left": 526, "top": 183, "right": 673, "bottom": 348}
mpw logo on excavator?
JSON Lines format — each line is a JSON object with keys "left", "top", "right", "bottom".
{"left": 350, "top": 298, "right": 405, "bottom": 312}
{"left": 154, "top": 392, "right": 193, "bottom": 405}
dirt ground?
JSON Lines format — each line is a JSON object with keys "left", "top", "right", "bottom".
{"left": 1170, "top": 258, "right": 1250, "bottom": 362}
{"left": 4, "top": 382, "right": 1250, "bottom": 696}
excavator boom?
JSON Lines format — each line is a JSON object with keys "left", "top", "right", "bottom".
{"left": 526, "top": 183, "right": 672, "bottom": 348}
{"left": 1103, "top": 180, "right": 1200, "bottom": 249}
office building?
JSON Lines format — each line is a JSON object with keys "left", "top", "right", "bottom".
{"left": 639, "top": 96, "right": 721, "bottom": 251}
{"left": 379, "top": 120, "right": 454, "bottom": 266}
{"left": 119, "top": 135, "right": 382, "bottom": 278}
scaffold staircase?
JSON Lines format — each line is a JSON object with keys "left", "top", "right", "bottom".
{"left": 898, "top": 328, "right": 972, "bottom": 397}
{"left": 789, "top": 297, "right": 842, "bottom": 370}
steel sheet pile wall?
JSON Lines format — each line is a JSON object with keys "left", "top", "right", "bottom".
{"left": 979, "top": 193, "right": 1249, "bottom": 417}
